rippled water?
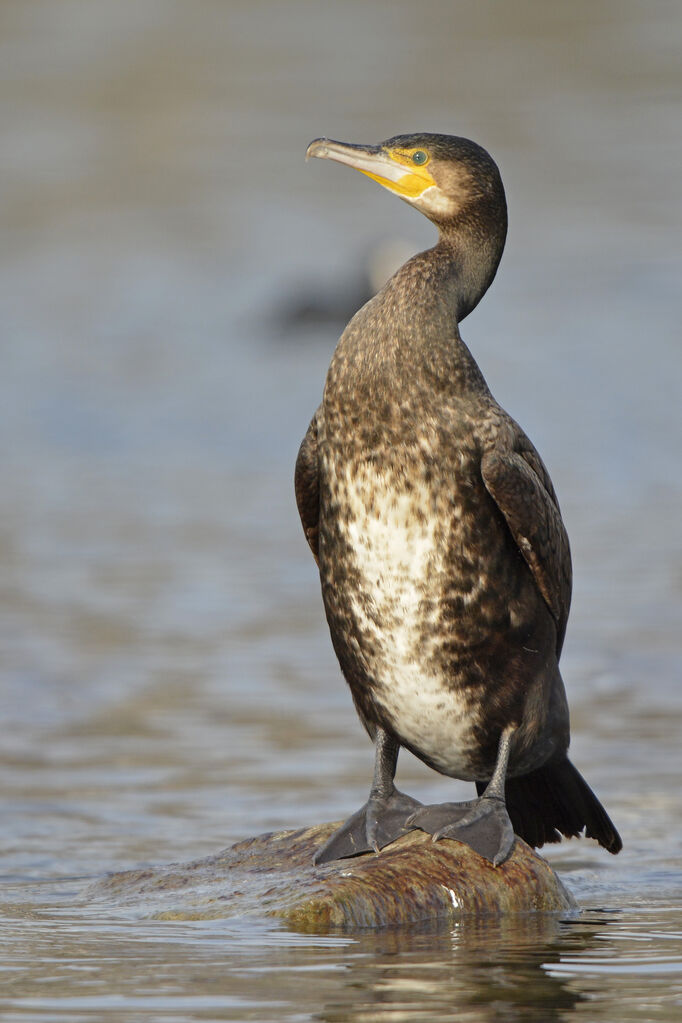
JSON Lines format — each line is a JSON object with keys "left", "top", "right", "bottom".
{"left": 1, "top": 1, "right": 681, "bottom": 1020}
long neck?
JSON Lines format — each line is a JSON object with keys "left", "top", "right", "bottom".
{"left": 327, "top": 210, "right": 506, "bottom": 401}
{"left": 376, "top": 218, "right": 506, "bottom": 336}
{"left": 435, "top": 228, "right": 505, "bottom": 323}
{"left": 436, "top": 196, "right": 508, "bottom": 323}
{"left": 377, "top": 187, "right": 507, "bottom": 325}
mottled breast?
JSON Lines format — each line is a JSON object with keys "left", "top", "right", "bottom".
{"left": 318, "top": 419, "right": 513, "bottom": 780}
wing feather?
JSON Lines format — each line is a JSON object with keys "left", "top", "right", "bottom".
{"left": 294, "top": 412, "right": 321, "bottom": 565}
{"left": 481, "top": 429, "right": 572, "bottom": 655}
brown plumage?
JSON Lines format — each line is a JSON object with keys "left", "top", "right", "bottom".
{"left": 296, "top": 133, "right": 621, "bottom": 864}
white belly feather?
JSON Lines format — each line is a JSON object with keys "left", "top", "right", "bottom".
{"left": 337, "top": 464, "right": 477, "bottom": 778}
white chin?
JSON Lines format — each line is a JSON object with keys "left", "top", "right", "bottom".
{"left": 411, "top": 185, "right": 454, "bottom": 219}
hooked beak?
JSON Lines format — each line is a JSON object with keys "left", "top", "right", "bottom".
{"left": 306, "top": 137, "right": 435, "bottom": 200}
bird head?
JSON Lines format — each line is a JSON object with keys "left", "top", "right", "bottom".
{"left": 306, "top": 132, "right": 505, "bottom": 231}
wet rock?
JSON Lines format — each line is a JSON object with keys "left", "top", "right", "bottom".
{"left": 89, "top": 822, "right": 576, "bottom": 929}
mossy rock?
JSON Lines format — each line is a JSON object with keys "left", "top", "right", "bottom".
{"left": 90, "top": 821, "right": 576, "bottom": 929}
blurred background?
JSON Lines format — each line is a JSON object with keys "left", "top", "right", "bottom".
{"left": 1, "top": 1, "right": 681, "bottom": 1020}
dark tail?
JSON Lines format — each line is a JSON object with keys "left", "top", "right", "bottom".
{"left": 477, "top": 756, "right": 622, "bottom": 853}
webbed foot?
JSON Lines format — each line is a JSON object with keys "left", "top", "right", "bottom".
{"left": 406, "top": 795, "right": 515, "bottom": 866}
{"left": 313, "top": 789, "right": 423, "bottom": 865}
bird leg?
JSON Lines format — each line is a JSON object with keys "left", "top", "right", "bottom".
{"left": 313, "top": 728, "right": 423, "bottom": 865}
{"left": 406, "top": 726, "right": 517, "bottom": 866}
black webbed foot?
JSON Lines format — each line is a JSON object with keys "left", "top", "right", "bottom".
{"left": 313, "top": 788, "right": 423, "bottom": 865}
{"left": 406, "top": 795, "right": 515, "bottom": 866}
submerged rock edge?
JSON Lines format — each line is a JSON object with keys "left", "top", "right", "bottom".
{"left": 89, "top": 821, "right": 576, "bottom": 928}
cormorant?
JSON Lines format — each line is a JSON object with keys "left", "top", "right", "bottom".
{"left": 295, "top": 133, "right": 622, "bottom": 865}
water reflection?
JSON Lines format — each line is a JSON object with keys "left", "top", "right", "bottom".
{"left": 1, "top": 889, "right": 681, "bottom": 1020}
{"left": 0, "top": 898, "right": 604, "bottom": 1022}
{"left": 319, "top": 917, "right": 591, "bottom": 1022}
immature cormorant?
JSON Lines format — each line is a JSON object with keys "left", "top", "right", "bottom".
{"left": 295, "top": 134, "right": 621, "bottom": 865}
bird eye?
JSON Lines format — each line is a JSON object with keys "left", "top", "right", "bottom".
{"left": 412, "top": 150, "right": 428, "bottom": 165}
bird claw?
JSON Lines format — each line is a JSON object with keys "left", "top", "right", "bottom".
{"left": 407, "top": 795, "right": 515, "bottom": 866}
{"left": 313, "top": 788, "right": 423, "bottom": 865}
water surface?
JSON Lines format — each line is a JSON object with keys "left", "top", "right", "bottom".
{"left": 1, "top": 1, "right": 681, "bottom": 1020}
